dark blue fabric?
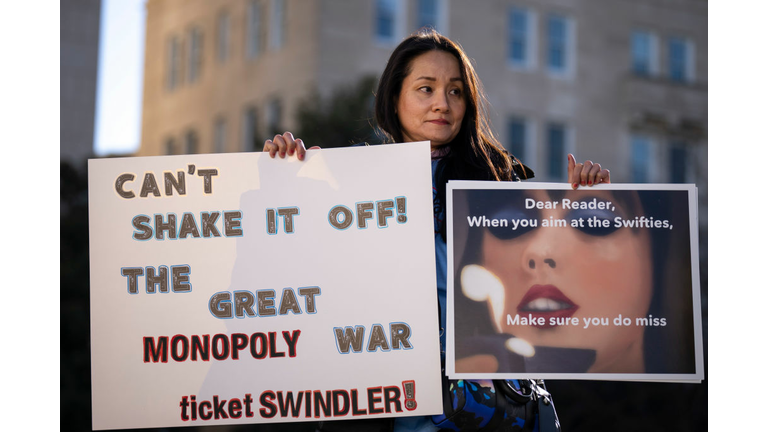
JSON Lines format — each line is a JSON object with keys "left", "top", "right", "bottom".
{"left": 431, "top": 379, "right": 536, "bottom": 431}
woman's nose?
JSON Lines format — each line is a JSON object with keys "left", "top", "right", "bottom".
{"left": 521, "top": 230, "right": 558, "bottom": 272}
{"left": 527, "top": 258, "right": 556, "bottom": 269}
{"left": 432, "top": 91, "right": 450, "bottom": 112}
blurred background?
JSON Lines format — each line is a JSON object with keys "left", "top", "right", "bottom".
{"left": 61, "top": 0, "right": 707, "bottom": 430}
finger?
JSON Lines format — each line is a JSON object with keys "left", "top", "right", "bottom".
{"left": 263, "top": 139, "right": 278, "bottom": 158}
{"left": 570, "top": 163, "right": 583, "bottom": 189}
{"left": 271, "top": 134, "right": 288, "bottom": 158}
{"left": 597, "top": 169, "right": 611, "bottom": 184}
{"left": 586, "top": 162, "right": 602, "bottom": 186}
{"left": 580, "top": 160, "right": 594, "bottom": 187}
{"left": 295, "top": 138, "right": 307, "bottom": 161}
{"left": 283, "top": 132, "right": 297, "bottom": 157}
{"left": 567, "top": 154, "right": 576, "bottom": 181}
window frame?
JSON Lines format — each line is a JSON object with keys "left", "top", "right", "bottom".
{"left": 631, "top": 30, "right": 659, "bottom": 77}
{"left": 164, "top": 137, "right": 177, "bottom": 155}
{"left": 507, "top": 7, "right": 537, "bottom": 71}
{"left": 669, "top": 142, "right": 689, "bottom": 183}
{"left": 241, "top": 106, "right": 258, "bottom": 151}
{"left": 214, "top": 117, "right": 227, "bottom": 153}
{"left": 546, "top": 13, "right": 576, "bottom": 78}
{"left": 668, "top": 36, "right": 695, "bottom": 83}
{"left": 246, "top": 0, "right": 263, "bottom": 59}
{"left": 545, "top": 122, "right": 569, "bottom": 181}
{"left": 166, "top": 35, "right": 182, "bottom": 91}
{"left": 269, "top": 0, "right": 285, "bottom": 51}
{"left": 187, "top": 26, "right": 203, "bottom": 83}
{"left": 216, "top": 11, "right": 231, "bottom": 64}
{"left": 630, "top": 134, "right": 655, "bottom": 183}
{"left": 266, "top": 98, "right": 283, "bottom": 137}
{"left": 415, "top": 0, "right": 448, "bottom": 35}
{"left": 374, "top": 0, "right": 406, "bottom": 46}
{"left": 416, "top": 0, "right": 438, "bottom": 30}
{"left": 184, "top": 130, "right": 199, "bottom": 155}
{"left": 507, "top": 116, "right": 530, "bottom": 163}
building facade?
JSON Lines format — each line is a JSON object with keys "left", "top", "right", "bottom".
{"left": 138, "top": 0, "right": 707, "bottom": 200}
{"left": 61, "top": 0, "right": 102, "bottom": 166}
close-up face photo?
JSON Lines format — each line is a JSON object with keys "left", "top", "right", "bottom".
{"left": 476, "top": 189, "right": 652, "bottom": 373}
{"left": 453, "top": 186, "right": 699, "bottom": 379}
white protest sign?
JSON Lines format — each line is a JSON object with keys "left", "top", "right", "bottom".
{"left": 88, "top": 142, "right": 442, "bottom": 430}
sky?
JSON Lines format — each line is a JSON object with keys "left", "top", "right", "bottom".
{"left": 93, "top": 0, "right": 146, "bottom": 156}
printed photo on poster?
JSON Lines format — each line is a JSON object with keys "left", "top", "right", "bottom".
{"left": 446, "top": 182, "right": 704, "bottom": 382}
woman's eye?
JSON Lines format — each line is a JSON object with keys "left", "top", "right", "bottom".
{"left": 484, "top": 207, "right": 538, "bottom": 240}
{"left": 419, "top": 86, "right": 432, "bottom": 93}
{"left": 449, "top": 88, "right": 462, "bottom": 96}
{"left": 487, "top": 223, "right": 535, "bottom": 240}
{"left": 569, "top": 210, "right": 620, "bottom": 237}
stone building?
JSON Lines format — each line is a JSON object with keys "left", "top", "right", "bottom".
{"left": 61, "top": 0, "right": 102, "bottom": 166}
{"left": 137, "top": 0, "right": 707, "bottom": 224}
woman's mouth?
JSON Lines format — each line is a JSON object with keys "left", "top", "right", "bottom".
{"left": 428, "top": 119, "right": 449, "bottom": 125}
{"left": 517, "top": 285, "right": 578, "bottom": 329}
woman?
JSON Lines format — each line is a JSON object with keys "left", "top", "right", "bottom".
{"left": 454, "top": 187, "right": 696, "bottom": 375}
{"left": 264, "top": 28, "right": 609, "bottom": 431}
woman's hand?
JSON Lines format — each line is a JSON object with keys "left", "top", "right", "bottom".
{"left": 263, "top": 131, "right": 320, "bottom": 161}
{"left": 568, "top": 153, "right": 611, "bottom": 189}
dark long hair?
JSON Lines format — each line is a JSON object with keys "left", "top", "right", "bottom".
{"left": 375, "top": 29, "right": 530, "bottom": 236}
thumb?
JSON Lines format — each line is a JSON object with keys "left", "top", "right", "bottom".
{"left": 567, "top": 153, "right": 575, "bottom": 177}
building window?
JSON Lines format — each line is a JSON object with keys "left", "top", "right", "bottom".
{"left": 631, "top": 135, "right": 652, "bottom": 182}
{"left": 187, "top": 27, "right": 203, "bottom": 83}
{"left": 217, "top": 12, "right": 230, "bottom": 63}
{"left": 184, "top": 130, "right": 199, "bottom": 154}
{"left": 246, "top": 1, "right": 263, "bottom": 59}
{"left": 668, "top": 36, "right": 694, "bottom": 83}
{"left": 166, "top": 35, "right": 182, "bottom": 90}
{"left": 375, "top": 0, "right": 403, "bottom": 44}
{"left": 267, "top": 99, "right": 283, "bottom": 137}
{"left": 417, "top": 0, "right": 437, "bottom": 29}
{"left": 546, "top": 123, "right": 567, "bottom": 181}
{"left": 376, "top": 0, "right": 396, "bottom": 41}
{"left": 214, "top": 118, "right": 227, "bottom": 153}
{"left": 546, "top": 14, "right": 573, "bottom": 76}
{"left": 669, "top": 143, "right": 688, "bottom": 183}
{"left": 415, "top": 0, "right": 447, "bottom": 34}
{"left": 631, "top": 30, "right": 658, "bottom": 77}
{"left": 269, "top": 0, "right": 285, "bottom": 50}
{"left": 164, "top": 138, "right": 177, "bottom": 155}
{"left": 508, "top": 7, "right": 535, "bottom": 69}
{"left": 242, "top": 107, "right": 258, "bottom": 151}
{"left": 507, "top": 117, "right": 527, "bottom": 161}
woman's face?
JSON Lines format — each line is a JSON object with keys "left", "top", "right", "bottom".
{"left": 479, "top": 189, "right": 652, "bottom": 373}
{"left": 396, "top": 50, "right": 466, "bottom": 149}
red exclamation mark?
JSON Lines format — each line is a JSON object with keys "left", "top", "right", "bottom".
{"left": 402, "top": 380, "right": 417, "bottom": 411}
{"left": 396, "top": 197, "right": 407, "bottom": 223}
